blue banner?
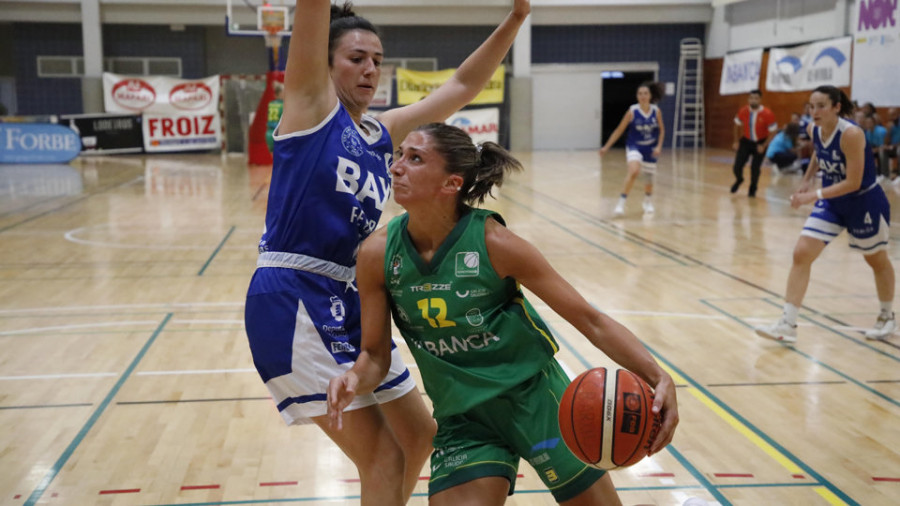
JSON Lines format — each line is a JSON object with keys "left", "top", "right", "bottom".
{"left": 0, "top": 123, "right": 82, "bottom": 164}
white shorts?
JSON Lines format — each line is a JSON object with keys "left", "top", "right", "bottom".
{"left": 626, "top": 149, "right": 658, "bottom": 183}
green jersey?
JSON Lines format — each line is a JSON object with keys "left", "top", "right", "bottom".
{"left": 384, "top": 208, "right": 559, "bottom": 419}
{"left": 266, "top": 98, "right": 283, "bottom": 130}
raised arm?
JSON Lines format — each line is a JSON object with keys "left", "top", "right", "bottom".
{"left": 379, "top": 0, "right": 530, "bottom": 147}
{"left": 599, "top": 110, "right": 634, "bottom": 155}
{"left": 484, "top": 218, "right": 678, "bottom": 453}
{"left": 327, "top": 229, "right": 393, "bottom": 430}
{"left": 279, "top": 0, "right": 338, "bottom": 135}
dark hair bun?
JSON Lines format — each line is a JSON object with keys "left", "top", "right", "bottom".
{"left": 331, "top": 2, "right": 356, "bottom": 22}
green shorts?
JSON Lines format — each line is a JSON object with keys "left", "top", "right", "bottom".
{"left": 428, "top": 359, "right": 606, "bottom": 502}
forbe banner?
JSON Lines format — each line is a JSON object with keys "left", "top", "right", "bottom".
{"left": 396, "top": 66, "right": 504, "bottom": 105}
{"left": 766, "top": 37, "right": 852, "bottom": 92}
{"left": 853, "top": 0, "right": 900, "bottom": 106}
{"left": 0, "top": 123, "right": 81, "bottom": 164}
{"left": 719, "top": 48, "right": 763, "bottom": 96}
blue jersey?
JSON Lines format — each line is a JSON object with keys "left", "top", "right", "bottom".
{"left": 625, "top": 104, "right": 660, "bottom": 149}
{"left": 259, "top": 103, "right": 393, "bottom": 267}
{"left": 813, "top": 118, "right": 877, "bottom": 201}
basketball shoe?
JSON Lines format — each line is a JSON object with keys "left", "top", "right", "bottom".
{"left": 642, "top": 198, "right": 654, "bottom": 214}
{"left": 865, "top": 311, "right": 896, "bottom": 340}
{"left": 754, "top": 319, "right": 797, "bottom": 343}
{"left": 614, "top": 199, "right": 625, "bottom": 216}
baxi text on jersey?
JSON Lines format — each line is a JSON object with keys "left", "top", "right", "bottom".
{"left": 146, "top": 115, "right": 216, "bottom": 138}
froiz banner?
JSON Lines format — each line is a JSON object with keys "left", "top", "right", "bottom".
{"left": 396, "top": 66, "right": 504, "bottom": 106}
{"left": 852, "top": 0, "right": 900, "bottom": 106}
{"left": 446, "top": 108, "right": 500, "bottom": 145}
{"left": 766, "top": 36, "right": 852, "bottom": 92}
{"left": 103, "top": 73, "right": 221, "bottom": 153}
{"left": 719, "top": 48, "right": 763, "bottom": 96}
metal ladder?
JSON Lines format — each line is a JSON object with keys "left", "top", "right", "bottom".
{"left": 673, "top": 38, "right": 705, "bottom": 148}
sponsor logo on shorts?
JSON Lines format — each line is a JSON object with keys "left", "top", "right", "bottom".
{"left": 455, "top": 251, "right": 479, "bottom": 277}
{"left": 322, "top": 324, "right": 348, "bottom": 337}
{"left": 330, "top": 296, "right": 346, "bottom": 322}
{"left": 331, "top": 341, "right": 356, "bottom": 353}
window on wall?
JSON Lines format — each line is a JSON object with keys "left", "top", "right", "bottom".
{"left": 383, "top": 58, "right": 437, "bottom": 71}
{"left": 37, "top": 56, "right": 183, "bottom": 78}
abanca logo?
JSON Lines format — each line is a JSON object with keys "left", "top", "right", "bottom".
{"left": 112, "top": 79, "right": 156, "bottom": 111}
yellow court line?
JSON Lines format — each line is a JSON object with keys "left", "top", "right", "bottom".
{"left": 815, "top": 487, "right": 847, "bottom": 505}
{"left": 657, "top": 361, "right": 805, "bottom": 476}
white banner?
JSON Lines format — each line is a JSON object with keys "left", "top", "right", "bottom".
{"left": 766, "top": 37, "right": 852, "bottom": 92}
{"left": 445, "top": 108, "right": 500, "bottom": 145}
{"left": 371, "top": 64, "right": 394, "bottom": 108}
{"left": 103, "top": 73, "right": 222, "bottom": 152}
{"left": 852, "top": 1, "right": 900, "bottom": 106}
{"left": 719, "top": 48, "right": 763, "bottom": 96}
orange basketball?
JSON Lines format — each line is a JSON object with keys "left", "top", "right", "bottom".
{"left": 558, "top": 367, "right": 660, "bottom": 470}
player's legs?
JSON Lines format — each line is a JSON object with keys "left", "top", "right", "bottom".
{"left": 747, "top": 143, "right": 765, "bottom": 197}
{"left": 430, "top": 477, "right": 510, "bottom": 506}
{"left": 559, "top": 473, "right": 621, "bottom": 506}
{"left": 731, "top": 139, "right": 752, "bottom": 192}
{"left": 621, "top": 159, "right": 642, "bottom": 195}
{"left": 312, "top": 408, "right": 406, "bottom": 506}
{"left": 380, "top": 388, "right": 438, "bottom": 501}
{"left": 864, "top": 249, "right": 895, "bottom": 304}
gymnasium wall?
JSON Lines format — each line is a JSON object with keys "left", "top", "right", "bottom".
{"left": 532, "top": 23, "right": 707, "bottom": 148}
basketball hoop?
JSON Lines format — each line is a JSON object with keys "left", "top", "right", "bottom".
{"left": 259, "top": 5, "right": 288, "bottom": 68}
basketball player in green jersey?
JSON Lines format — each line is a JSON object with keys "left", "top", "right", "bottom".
{"left": 265, "top": 82, "right": 283, "bottom": 153}
{"left": 328, "top": 123, "right": 678, "bottom": 505}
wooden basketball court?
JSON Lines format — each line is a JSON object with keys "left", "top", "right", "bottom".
{"left": 1, "top": 149, "right": 898, "bottom": 505}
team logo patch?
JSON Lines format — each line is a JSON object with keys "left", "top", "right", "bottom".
{"left": 341, "top": 126, "right": 365, "bottom": 157}
{"left": 455, "top": 251, "right": 479, "bottom": 277}
{"left": 864, "top": 212, "right": 872, "bottom": 225}
{"left": 465, "top": 308, "right": 484, "bottom": 327}
{"left": 330, "top": 296, "right": 346, "bottom": 322}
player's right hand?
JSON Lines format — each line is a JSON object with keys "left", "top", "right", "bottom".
{"left": 327, "top": 372, "right": 359, "bottom": 430}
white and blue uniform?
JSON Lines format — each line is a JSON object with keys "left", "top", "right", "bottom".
{"left": 802, "top": 118, "right": 890, "bottom": 253}
{"left": 625, "top": 103, "right": 660, "bottom": 171}
{"left": 245, "top": 103, "right": 416, "bottom": 425}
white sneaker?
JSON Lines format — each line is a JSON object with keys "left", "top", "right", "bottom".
{"left": 643, "top": 199, "right": 655, "bottom": 214}
{"left": 754, "top": 319, "right": 797, "bottom": 343}
{"left": 865, "top": 312, "right": 896, "bottom": 340}
{"left": 614, "top": 201, "right": 625, "bottom": 216}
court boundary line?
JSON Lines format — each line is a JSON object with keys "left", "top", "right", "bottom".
{"left": 198, "top": 225, "right": 236, "bottom": 276}
{"left": 23, "top": 313, "right": 173, "bottom": 506}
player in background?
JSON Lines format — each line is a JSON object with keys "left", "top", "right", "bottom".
{"left": 265, "top": 82, "right": 284, "bottom": 153}
{"left": 600, "top": 81, "right": 665, "bottom": 217}
{"left": 328, "top": 123, "right": 678, "bottom": 505}
{"left": 244, "top": 2, "right": 533, "bottom": 505}
{"left": 755, "top": 86, "right": 896, "bottom": 344}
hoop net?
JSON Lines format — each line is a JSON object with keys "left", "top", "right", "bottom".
{"left": 259, "top": 5, "right": 287, "bottom": 67}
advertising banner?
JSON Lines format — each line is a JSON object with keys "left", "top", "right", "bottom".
{"left": 397, "top": 66, "right": 504, "bottom": 106}
{"left": 370, "top": 64, "right": 395, "bottom": 108}
{"left": 445, "top": 108, "right": 500, "bottom": 145}
{"left": 852, "top": 0, "right": 900, "bottom": 105}
{"left": 0, "top": 123, "right": 81, "bottom": 164}
{"left": 719, "top": 48, "right": 763, "bottom": 95}
{"left": 766, "top": 37, "right": 852, "bottom": 92}
{"left": 60, "top": 113, "right": 143, "bottom": 155}
{"left": 103, "top": 73, "right": 221, "bottom": 152}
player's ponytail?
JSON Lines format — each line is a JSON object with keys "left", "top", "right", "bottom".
{"left": 813, "top": 85, "right": 854, "bottom": 118}
{"left": 329, "top": 2, "right": 379, "bottom": 65}
{"left": 640, "top": 81, "right": 665, "bottom": 104}
{"left": 413, "top": 123, "right": 522, "bottom": 211}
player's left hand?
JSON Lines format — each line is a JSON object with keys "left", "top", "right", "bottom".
{"left": 790, "top": 190, "right": 816, "bottom": 209}
{"left": 326, "top": 371, "right": 360, "bottom": 431}
{"left": 649, "top": 373, "right": 678, "bottom": 455}
{"left": 653, "top": 147, "right": 662, "bottom": 157}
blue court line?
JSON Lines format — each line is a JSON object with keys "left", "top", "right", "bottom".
{"left": 0, "top": 175, "right": 143, "bottom": 235}
{"left": 761, "top": 298, "right": 900, "bottom": 359}
{"left": 498, "top": 194, "right": 635, "bottom": 267}
{"left": 504, "top": 181, "right": 690, "bottom": 266}
{"left": 24, "top": 313, "right": 173, "bottom": 506}
{"left": 721, "top": 298, "right": 900, "bottom": 408}
{"left": 197, "top": 225, "right": 236, "bottom": 276}
{"left": 545, "top": 321, "right": 731, "bottom": 505}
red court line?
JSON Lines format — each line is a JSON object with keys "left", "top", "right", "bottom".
{"left": 259, "top": 481, "right": 298, "bottom": 487}
{"left": 873, "top": 477, "right": 900, "bottom": 482}
{"left": 640, "top": 472, "right": 676, "bottom": 478}
{"left": 13, "top": 495, "right": 20, "bottom": 499}
{"left": 181, "top": 484, "right": 221, "bottom": 490}
{"left": 713, "top": 473, "right": 754, "bottom": 478}
{"left": 99, "top": 488, "right": 141, "bottom": 495}
{"left": 792, "top": 474, "right": 806, "bottom": 479}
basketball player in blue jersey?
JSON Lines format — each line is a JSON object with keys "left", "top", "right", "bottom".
{"left": 755, "top": 86, "right": 896, "bottom": 344}
{"left": 243, "top": 1, "right": 533, "bottom": 504}
{"left": 599, "top": 82, "right": 665, "bottom": 217}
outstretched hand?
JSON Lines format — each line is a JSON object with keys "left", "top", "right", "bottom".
{"left": 327, "top": 372, "right": 360, "bottom": 431}
{"left": 512, "top": 0, "right": 531, "bottom": 18}
{"left": 648, "top": 373, "right": 679, "bottom": 455}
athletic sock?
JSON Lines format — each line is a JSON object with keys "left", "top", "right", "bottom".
{"left": 783, "top": 303, "right": 799, "bottom": 326}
